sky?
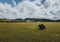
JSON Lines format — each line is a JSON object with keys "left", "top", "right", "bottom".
{"left": 0, "top": 0, "right": 45, "bottom": 6}
{"left": 0, "top": 0, "right": 23, "bottom": 6}
{"left": 0, "top": 0, "right": 60, "bottom": 20}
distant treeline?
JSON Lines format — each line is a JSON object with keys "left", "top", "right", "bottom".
{"left": 0, "top": 18, "right": 60, "bottom": 22}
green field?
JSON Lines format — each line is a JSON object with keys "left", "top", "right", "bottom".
{"left": 0, "top": 22, "right": 60, "bottom": 42}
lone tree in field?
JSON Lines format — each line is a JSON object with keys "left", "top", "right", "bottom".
{"left": 38, "top": 24, "right": 46, "bottom": 30}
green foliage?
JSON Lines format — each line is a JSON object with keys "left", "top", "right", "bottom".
{"left": 0, "top": 18, "right": 11, "bottom": 22}
{"left": 0, "top": 22, "right": 60, "bottom": 42}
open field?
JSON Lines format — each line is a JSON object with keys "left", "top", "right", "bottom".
{"left": 0, "top": 22, "right": 60, "bottom": 42}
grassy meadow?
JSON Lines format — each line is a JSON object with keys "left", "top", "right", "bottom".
{"left": 0, "top": 22, "right": 60, "bottom": 42}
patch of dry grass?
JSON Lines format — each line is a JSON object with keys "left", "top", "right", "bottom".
{"left": 0, "top": 22, "right": 60, "bottom": 42}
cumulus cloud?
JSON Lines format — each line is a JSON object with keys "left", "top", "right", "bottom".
{"left": 0, "top": 0, "right": 60, "bottom": 20}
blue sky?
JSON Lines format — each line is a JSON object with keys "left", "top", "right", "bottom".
{"left": 0, "top": 0, "right": 13, "bottom": 5}
{"left": 41, "top": 0, "right": 46, "bottom": 5}
{"left": 0, "top": 0, "right": 46, "bottom": 6}
{"left": 0, "top": 0, "right": 23, "bottom": 6}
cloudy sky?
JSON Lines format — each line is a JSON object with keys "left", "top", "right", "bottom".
{"left": 0, "top": 0, "right": 60, "bottom": 19}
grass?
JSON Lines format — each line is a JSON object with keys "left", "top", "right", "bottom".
{"left": 0, "top": 22, "right": 60, "bottom": 42}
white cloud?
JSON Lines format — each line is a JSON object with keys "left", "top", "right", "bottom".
{"left": 0, "top": 0, "right": 60, "bottom": 20}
